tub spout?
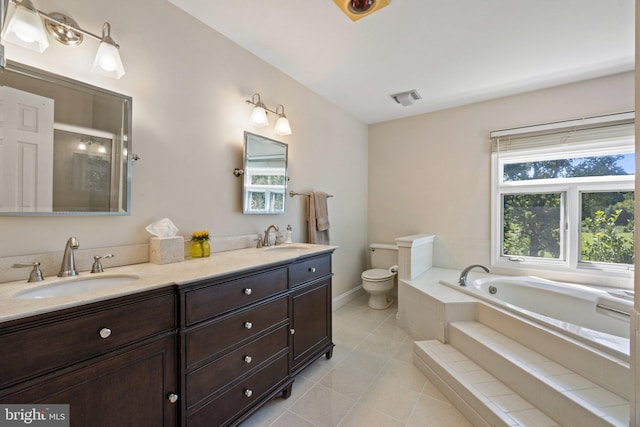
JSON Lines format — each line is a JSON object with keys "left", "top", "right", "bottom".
{"left": 458, "top": 264, "right": 489, "bottom": 287}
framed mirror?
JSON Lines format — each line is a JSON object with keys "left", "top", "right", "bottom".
{"left": 0, "top": 61, "right": 132, "bottom": 216}
{"left": 242, "top": 132, "right": 288, "bottom": 214}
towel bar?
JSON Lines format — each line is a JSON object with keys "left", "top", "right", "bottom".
{"left": 289, "top": 191, "right": 334, "bottom": 198}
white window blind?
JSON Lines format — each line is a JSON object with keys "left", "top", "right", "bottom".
{"left": 491, "top": 112, "right": 635, "bottom": 154}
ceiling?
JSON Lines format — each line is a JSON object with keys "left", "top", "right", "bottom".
{"left": 168, "top": 0, "right": 635, "bottom": 124}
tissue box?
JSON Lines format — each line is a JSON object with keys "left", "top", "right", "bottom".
{"left": 149, "top": 236, "right": 184, "bottom": 264}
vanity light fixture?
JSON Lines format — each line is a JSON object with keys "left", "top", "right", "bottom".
{"left": 273, "top": 105, "right": 292, "bottom": 136}
{"left": 247, "top": 93, "right": 269, "bottom": 127}
{"left": 0, "top": 0, "right": 125, "bottom": 78}
{"left": 91, "top": 23, "right": 124, "bottom": 79}
{"left": 245, "top": 93, "right": 293, "bottom": 136}
{"left": 1, "top": 0, "right": 47, "bottom": 53}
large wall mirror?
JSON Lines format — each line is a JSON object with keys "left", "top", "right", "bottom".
{"left": 243, "top": 132, "right": 287, "bottom": 214}
{"left": 0, "top": 61, "right": 132, "bottom": 216}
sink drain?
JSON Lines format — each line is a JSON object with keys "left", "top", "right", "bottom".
{"left": 488, "top": 285, "right": 497, "bottom": 295}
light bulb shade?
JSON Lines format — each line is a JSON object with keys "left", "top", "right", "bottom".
{"left": 92, "top": 41, "right": 125, "bottom": 79}
{"left": 2, "top": 3, "right": 49, "bottom": 53}
{"left": 274, "top": 116, "right": 292, "bottom": 136}
{"left": 249, "top": 106, "right": 269, "bottom": 127}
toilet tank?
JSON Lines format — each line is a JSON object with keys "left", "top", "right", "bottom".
{"left": 369, "top": 243, "right": 398, "bottom": 269}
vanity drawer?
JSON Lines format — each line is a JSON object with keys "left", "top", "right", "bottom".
{"left": 186, "top": 353, "right": 289, "bottom": 427}
{"left": 185, "top": 325, "right": 288, "bottom": 408}
{"left": 289, "top": 254, "right": 332, "bottom": 287}
{"left": 0, "top": 292, "right": 176, "bottom": 388}
{"left": 185, "top": 296, "right": 288, "bottom": 367}
{"left": 184, "top": 267, "right": 288, "bottom": 326}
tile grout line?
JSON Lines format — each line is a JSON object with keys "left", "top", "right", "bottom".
{"left": 337, "top": 313, "right": 413, "bottom": 426}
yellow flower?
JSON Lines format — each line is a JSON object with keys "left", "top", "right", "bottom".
{"left": 191, "top": 230, "right": 210, "bottom": 241}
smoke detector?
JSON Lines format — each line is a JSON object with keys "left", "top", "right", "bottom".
{"left": 390, "top": 90, "right": 422, "bottom": 106}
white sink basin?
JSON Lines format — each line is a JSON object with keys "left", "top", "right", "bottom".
{"left": 265, "top": 244, "right": 313, "bottom": 252}
{"left": 14, "top": 275, "right": 140, "bottom": 299}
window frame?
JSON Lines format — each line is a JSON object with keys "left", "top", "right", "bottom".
{"left": 491, "top": 141, "right": 635, "bottom": 278}
{"left": 243, "top": 166, "right": 286, "bottom": 213}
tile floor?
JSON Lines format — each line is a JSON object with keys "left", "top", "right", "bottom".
{"left": 242, "top": 294, "right": 473, "bottom": 427}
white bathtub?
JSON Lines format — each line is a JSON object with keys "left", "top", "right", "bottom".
{"left": 439, "top": 275, "right": 632, "bottom": 357}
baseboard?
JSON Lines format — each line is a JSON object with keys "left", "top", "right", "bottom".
{"left": 332, "top": 285, "right": 365, "bottom": 311}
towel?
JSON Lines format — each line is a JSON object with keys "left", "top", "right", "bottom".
{"left": 308, "top": 191, "right": 330, "bottom": 244}
{"left": 314, "top": 191, "right": 330, "bottom": 231}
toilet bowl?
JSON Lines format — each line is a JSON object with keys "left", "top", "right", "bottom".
{"left": 361, "top": 243, "right": 398, "bottom": 310}
{"left": 361, "top": 268, "right": 396, "bottom": 309}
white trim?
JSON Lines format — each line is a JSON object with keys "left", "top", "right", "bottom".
{"left": 491, "top": 144, "right": 635, "bottom": 284}
{"left": 332, "top": 285, "right": 365, "bottom": 311}
{"left": 54, "top": 122, "right": 116, "bottom": 140}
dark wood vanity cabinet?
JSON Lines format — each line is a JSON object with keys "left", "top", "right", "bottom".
{"left": 289, "top": 254, "right": 334, "bottom": 375}
{"left": 0, "top": 249, "right": 335, "bottom": 427}
{"left": 180, "top": 250, "right": 335, "bottom": 427}
{"left": 180, "top": 264, "right": 293, "bottom": 427}
{"left": 0, "top": 288, "right": 178, "bottom": 427}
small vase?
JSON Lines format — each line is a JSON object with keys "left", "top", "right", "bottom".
{"left": 191, "top": 241, "right": 203, "bottom": 258}
{"left": 202, "top": 240, "right": 211, "bottom": 257}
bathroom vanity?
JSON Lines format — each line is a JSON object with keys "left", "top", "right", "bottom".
{"left": 0, "top": 245, "right": 335, "bottom": 427}
{"left": 181, "top": 251, "right": 334, "bottom": 426}
{"left": 0, "top": 287, "right": 178, "bottom": 426}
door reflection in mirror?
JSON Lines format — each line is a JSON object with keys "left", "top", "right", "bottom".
{"left": 0, "top": 61, "right": 132, "bottom": 215}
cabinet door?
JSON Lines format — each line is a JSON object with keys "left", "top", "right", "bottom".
{"left": 0, "top": 335, "right": 178, "bottom": 427}
{"left": 290, "top": 278, "right": 334, "bottom": 374}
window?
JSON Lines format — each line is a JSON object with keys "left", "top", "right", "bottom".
{"left": 244, "top": 167, "right": 286, "bottom": 213}
{"left": 491, "top": 114, "right": 635, "bottom": 277}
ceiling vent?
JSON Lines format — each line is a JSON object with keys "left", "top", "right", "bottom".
{"left": 390, "top": 90, "right": 421, "bottom": 106}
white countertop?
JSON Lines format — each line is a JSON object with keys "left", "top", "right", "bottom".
{"left": 0, "top": 244, "right": 337, "bottom": 323}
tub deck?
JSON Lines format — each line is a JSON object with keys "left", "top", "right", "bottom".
{"left": 398, "top": 267, "right": 631, "bottom": 426}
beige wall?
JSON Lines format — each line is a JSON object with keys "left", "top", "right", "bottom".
{"left": 1, "top": 0, "right": 634, "bottom": 299}
{"left": 369, "top": 72, "right": 634, "bottom": 270}
{"left": 0, "top": 0, "right": 369, "bottom": 298}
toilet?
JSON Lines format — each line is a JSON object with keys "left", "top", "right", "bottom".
{"left": 361, "top": 243, "right": 398, "bottom": 309}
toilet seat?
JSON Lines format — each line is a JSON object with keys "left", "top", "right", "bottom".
{"left": 361, "top": 268, "right": 394, "bottom": 281}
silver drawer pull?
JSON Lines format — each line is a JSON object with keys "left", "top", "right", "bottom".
{"left": 244, "top": 389, "right": 253, "bottom": 398}
{"left": 309, "top": 267, "right": 316, "bottom": 273}
{"left": 99, "top": 328, "right": 112, "bottom": 339}
{"left": 244, "top": 288, "right": 252, "bottom": 295}
{"left": 290, "top": 328, "right": 295, "bottom": 335}
{"left": 244, "top": 355, "right": 252, "bottom": 364}
{"left": 244, "top": 321, "right": 253, "bottom": 330}
{"left": 168, "top": 393, "right": 179, "bottom": 404}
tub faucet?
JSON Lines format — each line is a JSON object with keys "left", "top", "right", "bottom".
{"left": 458, "top": 264, "right": 489, "bottom": 287}
{"left": 263, "top": 225, "right": 279, "bottom": 247}
{"left": 58, "top": 237, "right": 80, "bottom": 277}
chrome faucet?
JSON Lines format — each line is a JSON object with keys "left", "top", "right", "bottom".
{"left": 58, "top": 237, "right": 80, "bottom": 277}
{"left": 263, "top": 225, "right": 279, "bottom": 247}
{"left": 458, "top": 264, "right": 489, "bottom": 287}
{"left": 91, "top": 253, "right": 114, "bottom": 273}
{"left": 12, "top": 262, "right": 45, "bottom": 282}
